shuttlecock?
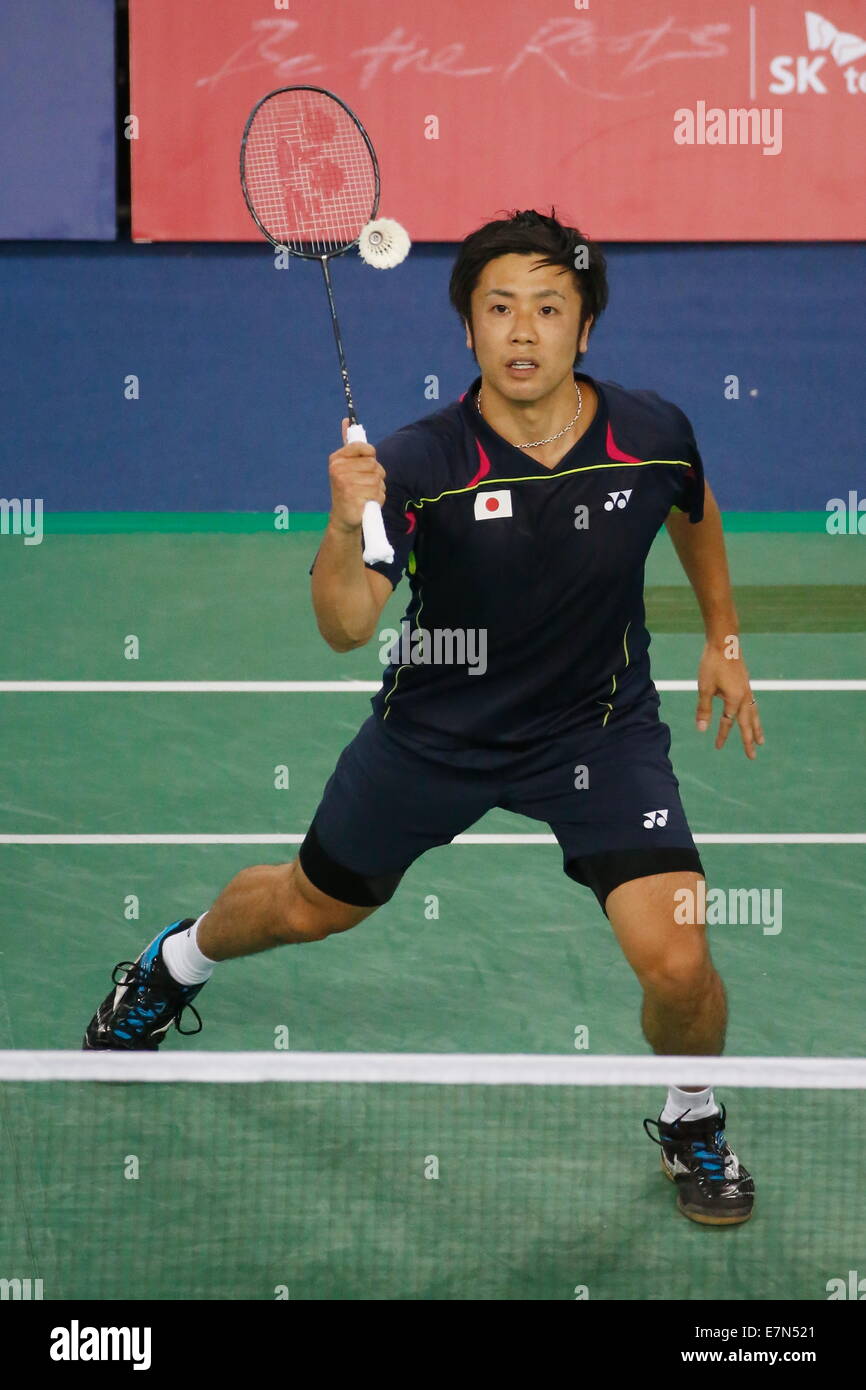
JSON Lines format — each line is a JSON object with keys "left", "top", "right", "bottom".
{"left": 358, "top": 218, "right": 411, "bottom": 269}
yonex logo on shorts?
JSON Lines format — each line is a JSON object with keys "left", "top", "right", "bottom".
{"left": 643, "top": 808, "right": 669, "bottom": 828}
{"left": 604, "top": 490, "right": 632, "bottom": 511}
{"left": 474, "top": 489, "right": 512, "bottom": 519}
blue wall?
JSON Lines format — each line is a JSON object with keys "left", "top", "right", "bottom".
{"left": 0, "top": 0, "right": 116, "bottom": 239}
{"left": 1, "top": 242, "right": 863, "bottom": 511}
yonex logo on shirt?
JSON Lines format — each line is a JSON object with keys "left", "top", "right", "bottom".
{"left": 643, "top": 808, "right": 669, "bottom": 828}
{"left": 474, "top": 489, "right": 512, "bottom": 520}
{"left": 604, "top": 489, "right": 633, "bottom": 511}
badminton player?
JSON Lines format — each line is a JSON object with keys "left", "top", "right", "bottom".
{"left": 84, "top": 209, "right": 763, "bottom": 1226}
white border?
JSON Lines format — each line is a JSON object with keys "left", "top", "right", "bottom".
{"left": 1, "top": 1051, "right": 864, "bottom": 1087}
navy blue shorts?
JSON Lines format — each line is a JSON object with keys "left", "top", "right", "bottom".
{"left": 298, "top": 699, "right": 703, "bottom": 916}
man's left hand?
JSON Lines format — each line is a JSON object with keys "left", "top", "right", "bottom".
{"left": 695, "top": 643, "right": 765, "bottom": 759}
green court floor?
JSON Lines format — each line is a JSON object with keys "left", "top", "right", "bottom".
{"left": 1, "top": 1081, "right": 861, "bottom": 1301}
{"left": 0, "top": 524, "right": 864, "bottom": 1299}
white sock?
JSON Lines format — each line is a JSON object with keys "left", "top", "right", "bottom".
{"left": 162, "top": 913, "right": 216, "bottom": 986}
{"left": 661, "top": 1084, "right": 719, "bottom": 1124}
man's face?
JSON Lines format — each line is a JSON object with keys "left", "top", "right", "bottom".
{"left": 465, "top": 253, "right": 593, "bottom": 398}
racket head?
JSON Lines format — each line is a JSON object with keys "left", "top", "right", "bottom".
{"left": 240, "top": 85, "right": 380, "bottom": 259}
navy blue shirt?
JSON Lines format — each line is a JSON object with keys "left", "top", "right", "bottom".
{"left": 324, "top": 372, "right": 705, "bottom": 750}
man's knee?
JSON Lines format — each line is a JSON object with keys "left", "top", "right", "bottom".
{"left": 606, "top": 871, "right": 717, "bottom": 1000}
{"left": 272, "top": 859, "right": 377, "bottom": 944}
{"left": 640, "top": 939, "right": 717, "bottom": 1005}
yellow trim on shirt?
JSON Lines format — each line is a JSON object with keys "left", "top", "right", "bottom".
{"left": 405, "top": 460, "right": 693, "bottom": 513}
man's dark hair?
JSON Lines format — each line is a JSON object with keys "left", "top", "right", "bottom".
{"left": 448, "top": 208, "right": 608, "bottom": 364}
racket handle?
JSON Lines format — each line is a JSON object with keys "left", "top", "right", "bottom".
{"left": 361, "top": 500, "right": 395, "bottom": 566}
{"left": 346, "top": 422, "right": 395, "bottom": 566}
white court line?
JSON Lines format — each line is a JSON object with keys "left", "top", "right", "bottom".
{"left": 1, "top": 1051, "right": 864, "bottom": 1088}
{"left": 0, "top": 833, "right": 863, "bottom": 845}
{"left": 0, "top": 681, "right": 379, "bottom": 693}
{"left": 0, "top": 681, "right": 864, "bottom": 694}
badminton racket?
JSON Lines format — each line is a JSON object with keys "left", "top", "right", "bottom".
{"left": 240, "top": 84, "right": 406, "bottom": 565}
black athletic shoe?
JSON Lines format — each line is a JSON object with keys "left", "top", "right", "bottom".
{"left": 643, "top": 1103, "right": 755, "bottom": 1225}
{"left": 82, "top": 918, "right": 206, "bottom": 1051}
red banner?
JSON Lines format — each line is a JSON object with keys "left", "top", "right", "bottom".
{"left": 130, "top": 0, "right": 866, "bottom": 241}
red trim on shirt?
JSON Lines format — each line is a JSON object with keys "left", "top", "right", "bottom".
{"left": 606, "top": 422, "right": 643, "bottom": 463}
{"left": 467, "top": 438, "right": 492, "bottom": 488}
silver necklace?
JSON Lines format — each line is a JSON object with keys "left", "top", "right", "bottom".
{"left": 476, "top": 380, "right": 583, "bottom": 449}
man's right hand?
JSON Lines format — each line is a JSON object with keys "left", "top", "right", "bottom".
{"left": 327, "top": 417, "right": 387, "bottom": 533}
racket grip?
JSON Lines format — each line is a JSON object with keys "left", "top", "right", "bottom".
{"left": 346, "top": 422, "right": 395, "bottom": 566}
{"left": 361, "top": 500, "right": 395, "bottom": 566}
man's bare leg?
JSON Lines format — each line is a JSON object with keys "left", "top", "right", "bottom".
{"left": 197, "top": 859, "right": 378, "bottom": 959}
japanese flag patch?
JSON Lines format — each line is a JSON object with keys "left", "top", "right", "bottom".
{"left": 474, "top": 489, "right": 513, "bottom": 520}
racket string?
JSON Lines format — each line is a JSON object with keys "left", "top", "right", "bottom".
{"left": 242, "top": 88, "right": 378, "bottom": 254}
